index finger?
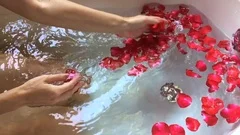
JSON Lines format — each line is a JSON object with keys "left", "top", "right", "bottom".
{"left": 44, "top": 74, "right": 69, "bottom": 83}
{"left": 53, "top": 74, "right": 81, "bottom": 94}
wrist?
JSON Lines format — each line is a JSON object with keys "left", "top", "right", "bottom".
{"left": 10, "top": 86, "right": 28, "bottom": 107}
{"left": 112, "top": 16, "right": 130, "bottom": 34}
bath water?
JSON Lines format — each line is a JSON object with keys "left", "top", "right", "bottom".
{"left": 0, "top": 4, "right": 238, "bottom": 135}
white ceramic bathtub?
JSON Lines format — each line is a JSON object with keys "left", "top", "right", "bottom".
{"left": 72, "top": 0, "right": 240, "bottom": 134}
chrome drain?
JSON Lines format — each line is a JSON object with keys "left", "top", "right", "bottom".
{"left": 160, "top": 83, "right": 183, "bottom": 102}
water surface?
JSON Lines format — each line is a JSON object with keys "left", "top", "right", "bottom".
{"left": 0, "top": 5, "right": 239, "bottom": 135}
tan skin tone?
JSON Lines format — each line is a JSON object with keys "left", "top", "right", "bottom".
{"left": 0, "top": 0, "right": 166, "bottom": 115}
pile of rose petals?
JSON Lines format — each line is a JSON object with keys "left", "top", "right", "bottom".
{"left": 99, "top": 3, "right": 240, "bottom": 135}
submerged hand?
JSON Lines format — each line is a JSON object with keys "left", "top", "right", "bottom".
{"left": 17, "top": 74, "right": 85, "bottom": 106}
{"left": 118, "top": 15, "right": 167, "bottom": 38}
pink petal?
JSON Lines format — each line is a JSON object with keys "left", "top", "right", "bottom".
{"left": 169, "top": 124, "right": 186, "bottom": 135}
{"left": 217, "top": 40, "right": 231, "bottom": 51}
{"left": 186, "top": 69, "right": 202, "bottom": 78}
{"left": 196, "top": 60, "right": 207, "bottom": 72}
{"left": 186, "top": 117, "right": 201, "bottom": 132}
{"left": 152, "top": 122, "right": 170, "bottom": 135}
{"left": 201, "top": 111, "right": 218, "bottom": 126}
{"left": 177, "top": 93, "right": 192, "bottom": 108}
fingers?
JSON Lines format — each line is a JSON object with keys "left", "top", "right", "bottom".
{"left": 44, "top": 74, "right": 69, "bottom": 83}
{"left": 52, "top": 74, "right": 81, "bottom": 94}
{"left": 55, "top": 81, "right": 85, "bottom": 103}
{"left": 143, "top": 16, "right": 168, "bottom": 24}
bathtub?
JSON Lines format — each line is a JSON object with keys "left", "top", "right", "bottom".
{"left": 0, "top": 0, "right": 240, "bottom": 135}
{"left": 73, "top": 0, "right": 240, "bottom": 134}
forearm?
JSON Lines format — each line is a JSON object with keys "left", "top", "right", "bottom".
{"left": 0, "top": 88, "right": 25, "bottom": 115}
{"left": 0, "top": 0, "right": 128, "bottom": 34}
{"left": 38, "top": 0, "right": 128, "bottom": 33}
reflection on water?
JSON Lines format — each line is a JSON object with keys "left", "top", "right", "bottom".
{"left": 0, "top": 5, "right": 239, "bottom": 135}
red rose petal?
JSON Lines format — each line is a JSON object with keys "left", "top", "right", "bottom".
{"left": 203, "top": 36, "right": 217, "bottom": 47}
{"left": 179, "top": 4, "right": 189, "bottom": 15}
{"left": 217, "top": 40, "right": 231, "bottom": 51}
{"left": 150, "top": 21, "right": 166, "bottom": 33}
{"left": 186, "top": 117, "right": 201, "bottom": 132}
{"left": 189, "top": 15, "right": 203, "bottom": 29}
{"left": 167, "top": 10, "right": 180, "bottom": 20}
{"left": 134, "top": 55, "right": 148, "bottom": 63}
{"left": 220, "top": 108, "right": 233, "bottom": 119}
{"left": 228, "top": 104, "right": 240, "bottom": 110}
{"left": 187, "top": 41, "right": 206, "bottom": 52}
{"left": 214, "top": 98, "right": 225, "bottom": 110}
{"left": 227, "top": 84, "right": 236, "bottom": 92}
{"left": 201, "top": 97, "right": 224, "bottom": 115}
{"left": 186, "top": 69, "right": 202, "bottom": 78}
{"left": 157, "top": 4, "right": 166, "bottom": 11}
{"left": 199, "top": 25, "right": 212, "bottom": 35}
{"left": 109, "top": 60, "right": 124, "bottom": 70}
{"left": 212, "top": 62, "right": 227, "bottom": 75}
{"left": 166, "top": 23, "right": 176, "bottom": 34}
{"left": 228, "top": 54, "right": 240, "bottom": 64}
{"left": 110, "top": 47, "right": 123, "bottom": 57}
{"left": 188, "top": 29, "right": 201, "bottom": 39}
{"left": 169, "top": 124, "right": 185, "bottom": 135}
{"left": 177, "top": 43, "right": 187, "bottom": 55}
{"left": 128, "top": 64, "right": 148, "bottom": 76}
{"left": 220, "top": 104, "right": 240, "bottom": 123}
{"left": 65, "top": 69, "right": 77, "bottom": 82}
{"left": 177, "top": 93, "right": 192, "bottom": 108}
{"left": 100, "top": 57, "right": 113, "bottom": 68}
{"left": 207, "top": 73, "right": 222, "bottom": 83}
{"left": 152, "top": 122, "right": 170, "bottom": 135}
{"left": 196, "top": 60, "right": 207, "bottom": 72}
{"left": 158, "top": 40, "right": 170, "bottom": 52}
{"left": 208, "top": 86, "right": 219, "bottom": 93}
{"left": 148, "top": 59, "right": 161, "bottom": 68}
{"left": 181, "top": 15, "right": 191, "bottom": 28}
{"left": 226, "top": 117, "right": 239, "bottom": 123}
{"left": 119, "top": 53, "right": 131, "bottom": 64}
{"left": 205, "top": 48, "right": 221, "bottom": 62}
{"left": 206, "top": 74, "right": 222, "bottom": 93}
{"left": 65, "top": 69, "right": 76, "bottom": 74}
{"left": 176, "top": 33, "right": 186, "bottom": 43}
{"left": 123, "top": 38, "right": 137, "bottom": 47}
{"left": 227, "top": 66, "right": 239, "bottom": 78}
{"left": 201, "top": 111, "right": 218, "bottom": 126}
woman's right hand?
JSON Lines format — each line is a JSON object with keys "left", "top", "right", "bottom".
{"left": 117, "top": 15, "right": 167, "bottom": 38}
{"left": 16, "top": 73, "right": 85, "bottom": 106}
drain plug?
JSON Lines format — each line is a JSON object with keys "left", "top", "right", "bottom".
{"left": 160, "top": 83, "right": 183, "bottom": 102}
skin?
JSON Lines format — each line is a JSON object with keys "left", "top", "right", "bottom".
{"left": 0, "top": 0, "right": 165, "bottom": 115}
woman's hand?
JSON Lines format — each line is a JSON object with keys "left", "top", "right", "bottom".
{"left": 17, "top": 74, "right": 85, "bottom": 106}
{"left": 118, "top": 15, "right": 167, "bottom": 38}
